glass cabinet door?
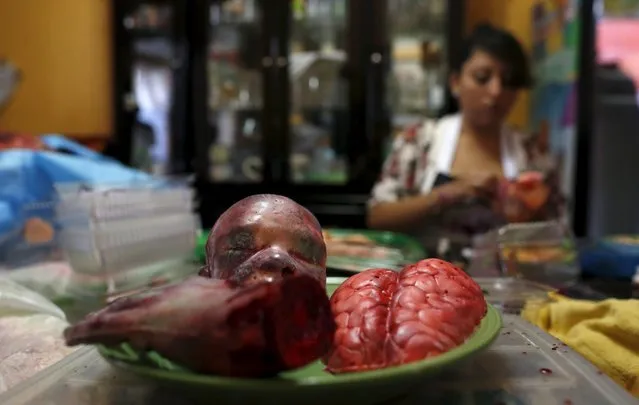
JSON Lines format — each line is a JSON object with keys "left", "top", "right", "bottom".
{"left": 387, "top": 0, "right": 448, "bottom": 133}
{"left": 288, "top": 0, "right": 348, "bottom": 184}
{"left": 206, "top": 0, "right": 263, "bottom": 183}
{"left": 123, "top": 1, "right": 177, "bottom": 175}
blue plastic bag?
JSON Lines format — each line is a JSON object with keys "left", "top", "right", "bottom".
{"left": 0, "top": 135, "right": 153, "bottom": 266}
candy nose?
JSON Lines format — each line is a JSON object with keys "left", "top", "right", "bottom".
{"left": 260, "top": 252, "right": 295, "bottom": 273}
{"left": 242, "top": 250, "right": 297, "bottom": 285}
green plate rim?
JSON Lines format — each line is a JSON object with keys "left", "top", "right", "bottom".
{"left": 98, "top": 277, "right": 501, "bottom": 388}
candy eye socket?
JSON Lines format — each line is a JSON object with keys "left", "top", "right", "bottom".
{"left": 218, "top": 248, "right": 254, "bottom": 270}
{"left": 228, "top": 230, "right": 255, "bottom": 250}
{"left": 215, "top": 229, "right": 256, "bottom": 270}
{"left": 296, "top": 234, "right": 325, "bottom": 265}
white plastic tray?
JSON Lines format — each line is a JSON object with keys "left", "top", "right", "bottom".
{"left": 0, "top": 315, "right": 634, "bottom": 405}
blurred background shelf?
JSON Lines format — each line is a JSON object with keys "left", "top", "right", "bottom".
{"left": 108, "top": 0, "right": 466, "bottom": 229}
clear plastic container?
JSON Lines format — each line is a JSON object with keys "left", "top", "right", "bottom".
{"left": 54, "top": 181, "right": 195, "bottom": 224}
{"left": 0, "top": 314, "right": 634, "bottom": 405}
{"left": 475, "top": 277, "right": 555, "bottom": 314}
{"left": 469, "top": 221, "right": 580, "bottom": 286}
{"left": 60, "top": 213, "right": 198, "bottom": 248}
{"left": 59, "top": 213, "right": 199, "bottom": 276}
{"left": 1, "top": 180, "right": 197, "bottom": 272}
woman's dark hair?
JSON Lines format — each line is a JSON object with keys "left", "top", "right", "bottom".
{"left": 452, "top": 23, "right": 533, "bottom": 89}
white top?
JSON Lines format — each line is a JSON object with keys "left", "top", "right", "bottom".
{"left": 420, "top": 113, "right": 527, "bottom": 194}
{"left": 370, "top": 113, "right": 542, "bottom": 251}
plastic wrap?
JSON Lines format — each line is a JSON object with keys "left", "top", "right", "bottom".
{"left": 0, "top": 262, "right": 73, "bottom": 303}
{"left": 1, "top": 258, "right": 201, "bottom": 325}
{"left": 0, "top": 278, "right": 66, "bottom": 318}
{"left": 0, "top": 315, "right": 75, "bottom": 393}
{"left": 0, "top": 279, "right": 76, "bottom": 394}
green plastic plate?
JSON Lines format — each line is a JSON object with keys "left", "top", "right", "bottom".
{"left": 193, "top": 230, "right": 208, "bottom": 264}
{"left": 97, "top": 277, "right": 501, "bottom": 405}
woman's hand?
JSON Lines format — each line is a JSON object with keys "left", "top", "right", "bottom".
{"left": 438, "top": 173, "right": 500, "bottom": 204}
{"left": 464, "top": 173, "right": 500, "bottom": 198}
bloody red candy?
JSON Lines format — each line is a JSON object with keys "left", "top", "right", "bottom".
{"left": 498, "top": 171, "right": 551, "bottom": 223}
{"left": 323, "top": 259, "right": 487, "bottom": 373}
{"left": 64, "top": 275, "right": 336, "bottom": 377}
{"left": 199, "top": 194, "right": 327, "bottom": 288}
{"left": 64, "top": 194, "right": 335, "bottom": 378}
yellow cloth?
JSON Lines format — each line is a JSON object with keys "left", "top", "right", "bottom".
{"left": 522, "top": 292, "right": 639, "bottom": 396}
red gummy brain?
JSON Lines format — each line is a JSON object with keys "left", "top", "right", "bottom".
{"left": 323, "top": 259, "right": 487, "bottom": 373}
{"left": 200, "top": 194, "right": 327, "bottom": 288}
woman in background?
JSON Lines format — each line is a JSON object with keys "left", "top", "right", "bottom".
{"left": 367, "top": 24, "right": 563, "bottom": 254}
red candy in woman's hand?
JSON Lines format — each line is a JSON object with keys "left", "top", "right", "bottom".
{"left": 517, "top": 171, "right": 544, "bottom": 188}
{"left": 496, "top": 172, "right": 550, "bottom": 222}
{"left": 199, "top": 194, "right": 327, "bottom": 289}
{"left": 323, "top": 259, "right": 486, "bottom": 373}
{"left": 512, "top": 172, "right": 550, "bottom": 213}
